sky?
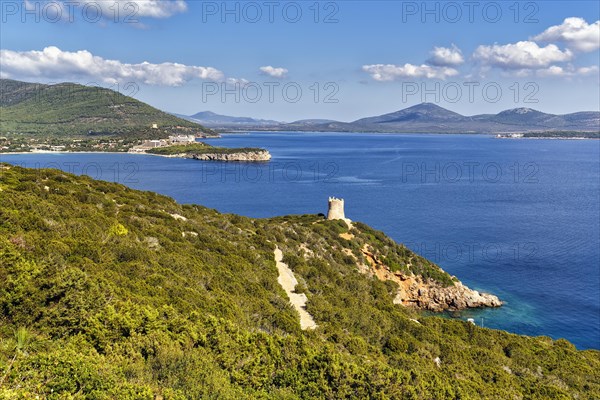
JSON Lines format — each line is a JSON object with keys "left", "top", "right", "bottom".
{"left": 1, "top": 0, "right": 599, "bottom": 121}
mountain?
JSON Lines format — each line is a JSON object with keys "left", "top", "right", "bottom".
{"left": 179, "top": 112, "right": 343, "bottom": 131}
{"left": 1, "top": 163, "right": 599, "bottom": 397}
{"left": 353, "top": 103, "right": 466, "bottom": 125}
{"left": 174, "top": 104, "right": 598, "bottom": 133}
{"left": 289, "top": 119, "right": 338, "bottom": 125}
{"left": 0, "top": 79, "right": 215, "bottom": 137}
{"left": 345, "top": 104, "right": 600, "bottom": 133}
{"left": 282, "top": 119, "right": 341, "bottom": 130}
{"left": 180, "top": 111, "right": 281, "bottom": 128}
{"left": 486, "top": 107, "right": 555, "bottom": 126}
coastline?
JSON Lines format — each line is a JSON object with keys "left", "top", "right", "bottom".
{"left": 1, "top": 150, "right": 202, "bottom": 158}
{"left": 0, "top": 149, "right": 272, "bottom": 161}
{"left": 2, "top": 134, "right": 598, "bottom": 349}
{"left": 495, "top": 136, "right": 598, "bottom": 140}
{"left": 1, "top": 151, "right": 134, "bottom": 156}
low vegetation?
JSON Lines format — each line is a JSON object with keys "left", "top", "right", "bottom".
{"left": 0, "top": 164, "right": 598, "bottom": 399}
{"left": 147, "top": 142, "right": 267, "bottom": 156}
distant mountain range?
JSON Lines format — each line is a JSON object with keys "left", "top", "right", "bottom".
{"left": 1, "top": 78, "right": 596, "bottom": 136}
{"left": 181, "top": 111, "right": 282, "bottom": 127}
{"left": 179, "top": 103, "right": 599, "bottom": 133}
{"left": 0, "top": 79, "right": 214, "bottom": 137}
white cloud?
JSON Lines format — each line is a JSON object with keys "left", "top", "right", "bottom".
{"left": 576, "top": 65, "right": 600, "bottom": 75}
{"left": 533, "top": 17, "right": 600, "bottom": 52}
{"left": 0, "top": 46, "right": 224, "bottom": 86}
{"left": 118, "top": 0, "right": 187, "bottom": 18}
{"left": 362, "top": 63, "right": 459, "bottom": 81}
{"left": 536, "top": 65, "right": 599, "bottom": 77}
{"left": 259, "top": 66, "right": 288, "bottom": 79}
{"left": 427, "top": 44, "right": 464, "bottom": 67}
{"left": 35, "top": 0, "right": 188, "bottom": 19}
{"left": 226, "top": 77, "right": 251, "bottom": 86}
{"left": 473, "top": 41, "right": 573, "bottom": 69}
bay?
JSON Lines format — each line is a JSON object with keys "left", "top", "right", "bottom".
{"left": 2, "top": 132, "right": 598, "bottom": 349}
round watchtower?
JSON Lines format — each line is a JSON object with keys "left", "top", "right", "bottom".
{"left": 327, "top": 197, "right": 345, "bottom": 220}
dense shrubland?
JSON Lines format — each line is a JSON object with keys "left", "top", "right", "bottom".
{"left": 147, "top": 143, "right": 266, "bottom": 156}
{"left": 0, "top": 164, "right": 598, "bottom": 399}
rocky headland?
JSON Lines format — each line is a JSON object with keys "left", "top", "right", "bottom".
{"left": 145, "top": 143, "right": 271, "bottom": 162}
{"left": 356, "top": 241, "right": 502, "bottom": 312}
{"left": 324, "top": 198, "right": 502, "bottom": 312}
{"left": 184, "top": 149, "right": 271, "bottom": 162}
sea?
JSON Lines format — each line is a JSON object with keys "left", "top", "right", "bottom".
{"left": 2, "top": 132, "right": 599, "bottom": 350}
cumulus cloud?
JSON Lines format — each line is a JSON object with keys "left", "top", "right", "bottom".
{"left": 0, "top": 46, "right": 224, "bottom": 86}
{"left": 533, "top": 17, "right": 600, "bottom": 52}
{"left": 362, "top": 63, "right": 459, "bottom": 81}
{"left": 117, "top": 0, "right": 187, "bottom": 18}
{"left": 259, "top": 66, "right": 288, "bottom": 79}
{"left": 536, "top": 65, "right": 599, "bottom": 77}
{"left": 29, "top": 0, "right": 188, "bottom": 19}
{"left": 427, "top": 44, "right": 464, "bottom": 67}
{"left": 225, "top": 77, "right": 251, "bottom": 86}
{"left": 473, "top": 41, "right": 573, "bottom": 69}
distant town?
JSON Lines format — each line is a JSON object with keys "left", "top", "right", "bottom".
{"left": 128, "top": 134, "right": 197, "bottom": 153}
{"left": 0, "top": 124, "right": 216, "bottom": 154}
{"left": 496, "top": 131, "right": 599, "bottom": 139}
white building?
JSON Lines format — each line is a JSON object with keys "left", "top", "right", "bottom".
{"left": 169, "top": 135, "right": 196, "bottom": 144}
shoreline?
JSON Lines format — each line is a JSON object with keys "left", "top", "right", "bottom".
{"left": 2, "top": 131, "right": 598, "bottom": 158}
{"left": 0, "top": 149, "right": 272, "bottom": 161}
{"left": 1, "top": 150, "right": 194, "bottom": 157}
{"left": 495, "top": 136, "right": 598, "bottom": 140}
{"left": 216, "top": 130, "right": 600, "bottom": 138}
{"left": 1, "top": 151, "right": 133, "bottom": 156}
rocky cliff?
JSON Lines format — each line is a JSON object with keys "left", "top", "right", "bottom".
{"left": 359, "top": 243, "right": 502, "bottom": 311}
{"left": 186, "top": 150, "right": 271, "bottom": 162}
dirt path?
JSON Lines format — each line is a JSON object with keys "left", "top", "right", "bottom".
{"left": 274, "top": 247, "right": 317, "bottom": 330}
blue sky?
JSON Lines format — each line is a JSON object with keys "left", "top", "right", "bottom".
{"left": 1, "top": 0, "right": 599, "bottom": 121}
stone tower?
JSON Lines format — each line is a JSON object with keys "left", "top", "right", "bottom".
{"left": 327, "top": 197, "right": 345, "bottom": 220}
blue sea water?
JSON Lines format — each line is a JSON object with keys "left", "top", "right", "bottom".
{"left": 2, "top": 133, "right": 599, "bottom": 349}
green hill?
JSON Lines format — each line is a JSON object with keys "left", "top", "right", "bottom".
{"left": 0, "top": 164, "right": 598, "bottom": 399}
{"left": 0, "top": 79, "right": 214, "bottom": 137}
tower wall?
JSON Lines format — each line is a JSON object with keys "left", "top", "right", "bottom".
{"left": 327, "top": 197, "right": 345, "bottom": 220}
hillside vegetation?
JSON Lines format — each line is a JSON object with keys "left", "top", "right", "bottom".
{"left": 0, "top": 79, "right": 214, "bottom": 137}
{"left": 147, "top": 143, "right": 266, "bottom": 156}
{"left": 0, "top": 164, "right": 598, "bottom": 399}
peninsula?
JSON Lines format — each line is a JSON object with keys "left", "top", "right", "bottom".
{"left": 325, "top": 197, "right": 502, "bottom": 311}
{"left": 143, "top": 142, "right": 272, "bottom": 162}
